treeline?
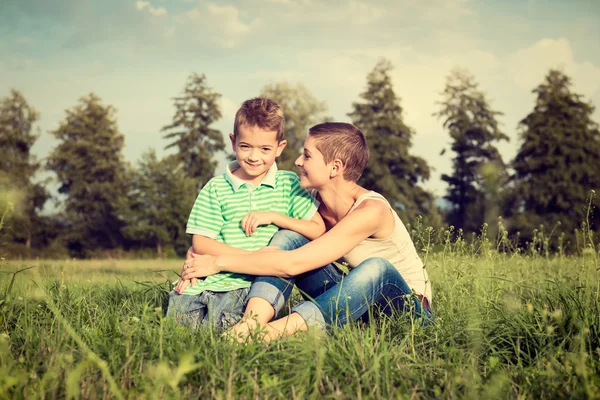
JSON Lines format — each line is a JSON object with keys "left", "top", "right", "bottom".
{"left": 1, "top": 59, "right": 599, "bottom": 258}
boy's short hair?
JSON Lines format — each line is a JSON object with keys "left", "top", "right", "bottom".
{"left": 233, "top": 98, "right": 285, "bottom": 142}
{"left": 308, "top": 122, "right": 369, "bottom": 182}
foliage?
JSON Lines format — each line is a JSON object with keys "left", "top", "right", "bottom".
{"left": 122, "top": 149, "right": 198, "bottom": 257}
{"left": 46, "top": 93, "right": 131, "bottom": 256}
{"left": 434, "top": 68, "right": 509, "bottom": 234}
{"left": 348, "top": 58, "right": 441, "bottom": 228}
{"left": 508, "top": 69, "right": 600, "bottom": 247}
{"left": 259, "top": 82, "right": 330, "bottom": 172}
{"left": 1, "top": 234, "right": 598, "bottom": 398}
{"left": 162, "top": 73, "right": 225, "bottom": 188}
{"left": 0, "top": 89, "right": 49, "bottom": 250}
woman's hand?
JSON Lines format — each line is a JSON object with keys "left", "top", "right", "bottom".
{"left": 174, "top": 247, "right": 198, "bottom": 294}
{"left": 181, "top": 253, "right": 221, "bottom": 282}
{"left": 241, "top": 212, "right": 276, "bottom": 236}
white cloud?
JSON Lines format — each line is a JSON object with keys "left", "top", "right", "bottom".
{"left": 176, "top": 3, "right": 261, "bottom": 48}
{"left": 206, "top": 4, "right": 252, "bottom": 35}
{"left": 149, "top": 7, "right": 167, "bottom": 16}
{"left": 507, "top": 38, "right": 600, "bottom": 99}
{"left": 136, "top": 1, "right": 149, "bottom": 11}
{"left": 136, "top": 0, "right": 167, "bottom": 16}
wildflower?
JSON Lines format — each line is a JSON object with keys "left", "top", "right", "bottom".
{"left": 526, "top": 303, "right": 533, "bottom": 313}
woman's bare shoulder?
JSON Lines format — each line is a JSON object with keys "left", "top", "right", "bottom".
{"left": 352, "top": 198, "right": 390, "bottom": 218}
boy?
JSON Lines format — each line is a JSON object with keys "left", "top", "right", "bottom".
{"left": 167, "top": 98, "right": 325, "bottom": 331}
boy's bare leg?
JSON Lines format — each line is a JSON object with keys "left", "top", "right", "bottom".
{"left": 226, "top": 297, "right": 275, "bottom": 341}
{"left": 262, "top": 312, "right": 308, "bottom": 342}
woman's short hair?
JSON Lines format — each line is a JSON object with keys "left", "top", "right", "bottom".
{"left": 308, "top": 122, "right": 369, "bottom": 182}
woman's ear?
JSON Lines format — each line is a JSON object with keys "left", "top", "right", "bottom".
{"left": 330, "top": 159, "right": 344, "bottom": 178}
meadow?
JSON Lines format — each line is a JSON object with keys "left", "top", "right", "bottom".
{"left": 1, "top": 235, "right": 599, "bottom": 399}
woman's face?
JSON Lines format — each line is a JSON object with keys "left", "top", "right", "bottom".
{"left": 295, "top": 135, "right": 330, "bottom": 189}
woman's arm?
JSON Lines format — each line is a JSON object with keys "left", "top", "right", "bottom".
{"left": 241, "top": 211, "right": 326, "bottom": 240}
{"left": 182, "top": 201, "right": 390, "bottom": 280}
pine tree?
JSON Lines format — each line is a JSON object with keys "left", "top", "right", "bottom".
{"left": 259, "top": 82, "right": 329, "bottom": 172}
{"left": 0, "top": 89, "right": 48, "bottom": 250}
{"left": 434, "top": 68, "right": 508, "bottom": 233}
{"left": 348, "top": 58, "right": 439, "bottom": 226}
{"left": 509, "top": 69, "right": 600, "bottom": 245}
{"left": 162, "top": 73, "right": 225, "bottom": 188}
{"left": 122, "top": 150, "right": 197, "bottom": 257}
{"left": 46, "top": 93, "right": 130, "bottom": 256}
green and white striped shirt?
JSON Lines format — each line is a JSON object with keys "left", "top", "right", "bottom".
{"left": 181, "top": 161, "right": 318, "bottom": 295}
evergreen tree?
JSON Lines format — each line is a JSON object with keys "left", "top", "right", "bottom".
{"left": 348, "top": 58, "right": 439, "bottom": 226}
{"left": 122, "top": 150, "right": 197, "bottom": 257}
{"left": 162, "top": 73, "right": 225, "bottom": 188}
{"left": 46, "top": 93, "right": 130, "bottom": 256}
{"left": 509, "top": 69, "right": 600, "bottom": 244}
{"left": 434, "top": 68, "right": 508, "bottom": 233}
{"left": 259, "top": 82, "right": 329, "bottom": 172}
{"left": 0, "top": 89, "right": 48, "bottom": 249}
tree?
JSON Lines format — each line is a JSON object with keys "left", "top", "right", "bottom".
{"left": 122, "top": 150, "right": 197, "bottom": 257}
{"left": 0, "top": 89, "right": 48, "bottom": 249}
{"left": 46, "top": 93, "right": 130, "bottom": 256}
{"left": 509, "top": 69, "right": 600, "bottom": 246}
{"left": 162, "top": 73, "right": 225, "bottom": 188}
{"left": 259, "top": 82, "right": 329, "bottom": 172}
{"left": 434, "top": 68, "right": 509, "bottom": 233}
{"left": 348, "top": 58, "right": 439, "bottom": 226}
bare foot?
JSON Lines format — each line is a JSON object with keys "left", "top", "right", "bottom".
{"left": 224, "top": 316, "right": 268, "bottom": 343}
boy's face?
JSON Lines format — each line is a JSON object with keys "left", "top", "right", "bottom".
{"left": 295, "top": 134, "right": 330, "bottom": 189}
{"left": 230, "top": 124, "right": 286, "bottom": 184}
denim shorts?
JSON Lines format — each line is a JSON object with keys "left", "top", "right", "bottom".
{"left": 166, "top": 287, "right": 250, "bottom": 331}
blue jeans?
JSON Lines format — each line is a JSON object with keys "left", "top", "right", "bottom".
{"left": 247, "top": 230, "right": 433, "bottom": 330}
{"left": 166, "top": 287, "right": 249, "bottom": 331}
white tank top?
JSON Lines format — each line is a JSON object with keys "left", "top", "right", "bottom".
{"left": 341, "top": 191, "right": 432, "bottom": 302}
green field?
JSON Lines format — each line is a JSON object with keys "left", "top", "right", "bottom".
{"left": 1, "top": 247, "right": 599, "bottom": 399}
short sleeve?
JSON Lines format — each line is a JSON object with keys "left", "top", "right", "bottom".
{"left": 186, "top": 180, "right": 224, "bottom": 237}
{"left": 287, "top": 175, "right": 319, "bottom": 221}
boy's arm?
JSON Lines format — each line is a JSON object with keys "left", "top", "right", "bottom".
{"left": 192, "top": 234, "right": 253, "bottom": 256}
{"left": 241, "top": 212, "right": 325, "bottom": 240}
{"left": 272, "top": 211, "right": 325, "bottom": 240}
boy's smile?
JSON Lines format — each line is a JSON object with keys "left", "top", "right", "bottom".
{"left": 230, "top": 125, "right": 287, "bottom": 186}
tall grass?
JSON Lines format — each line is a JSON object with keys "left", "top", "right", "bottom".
{"left": 1, "top": 227, "right": 599, "bottom": 398}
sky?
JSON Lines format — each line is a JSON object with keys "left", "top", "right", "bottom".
{"left": 1, "top": 0, "right": 599, "bottom": 199}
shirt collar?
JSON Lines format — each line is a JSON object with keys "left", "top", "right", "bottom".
{"left": 225, "top": 161, "right": 278, "bottom": 191}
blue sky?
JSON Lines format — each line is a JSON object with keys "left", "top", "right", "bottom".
{"left": 1, "top": 0, "right": 599, "bottom": 197}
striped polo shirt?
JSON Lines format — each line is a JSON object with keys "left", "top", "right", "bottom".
{"left": 181, "top": 161, "right": 318, "bottom": 295}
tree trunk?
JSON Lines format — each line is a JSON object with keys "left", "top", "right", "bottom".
{"left": 156, "top": 242, "right": 163, "bottom": 258}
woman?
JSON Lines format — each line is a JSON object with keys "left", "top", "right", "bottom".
{"left": 182, "top": 122, "right": 432, "bottom": 341}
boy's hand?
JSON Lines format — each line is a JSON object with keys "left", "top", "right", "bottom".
{"left": 241, "top": 212, "right": 276, "bottom": 236}
{"left": 181, "top": 253, "right": 220, "bottom": 280}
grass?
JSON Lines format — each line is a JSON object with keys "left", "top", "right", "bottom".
{"left": 1, "top": 248, "right": 599, "bottom": 398}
